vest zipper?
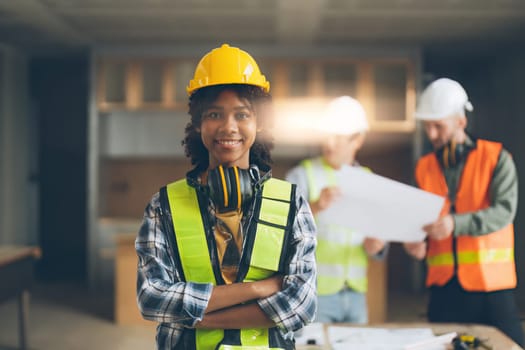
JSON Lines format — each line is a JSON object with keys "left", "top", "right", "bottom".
{"left": 450, "top": 156, "right": 468, "bottom": 276}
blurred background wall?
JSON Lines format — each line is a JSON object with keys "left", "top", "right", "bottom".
{"left": 0, "top": 0, "right": 524, "bottom": 321}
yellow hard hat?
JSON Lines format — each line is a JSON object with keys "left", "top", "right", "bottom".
{"left": 187, "top": 44, "right": 270, "bottom": 95}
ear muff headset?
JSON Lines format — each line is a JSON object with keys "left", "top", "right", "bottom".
{"left": 207, "top": 165, "right": 253, "bottom": 213}
{"left": 436, "top": 139, "right": 469, "bottom": 169}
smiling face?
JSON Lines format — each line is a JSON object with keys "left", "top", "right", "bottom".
{"left": 198, "top": 89, "right": 257, "bottom": 169}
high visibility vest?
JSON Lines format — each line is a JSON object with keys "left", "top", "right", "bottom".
{"left": 415, "top": 139, "right": 516, "bottom": 292}
{"left": 164, "top": 178, "right": 294, "bottom": 350}
{"left": 301, "top": 158, "right": 368, "bottom": 294}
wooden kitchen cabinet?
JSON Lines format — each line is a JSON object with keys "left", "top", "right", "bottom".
{"left": 114, "top": 233, "right": 151, "bottom": 325}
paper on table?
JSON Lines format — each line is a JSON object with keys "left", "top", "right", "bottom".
{"left": 404, "top": 332, "right": 458, "bottom": 350}
{"left": 328, "top": 326, "right": 448, "bottom": 350}
{"left": 315, "top": 167, "right": 445, "bottom": 242}
{"left": 294, "top": 322, "right": 325, "bottom": 346}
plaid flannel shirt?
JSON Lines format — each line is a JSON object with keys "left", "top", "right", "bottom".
{"left": 136, "top": 175, "right": 317, "bottom": 349}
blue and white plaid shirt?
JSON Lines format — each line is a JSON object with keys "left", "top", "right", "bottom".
{"left": 136, "top": 175, "right": 317, "bottom": 349}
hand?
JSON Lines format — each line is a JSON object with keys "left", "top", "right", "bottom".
{"left": 363, "top": 237, "right": 385, "bottom": 256}
{"left": 403, "top": 241, "right": 427, "bottom": 260}
{"left": 310, "top": 187, "right": 341, "bottom": 214}
{"left": 422, "top": 214, "right": 454, "bottom": 240}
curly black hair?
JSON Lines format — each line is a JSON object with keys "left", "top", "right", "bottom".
{"left": 182, "top": 84, "right": 274, "bottom": 173}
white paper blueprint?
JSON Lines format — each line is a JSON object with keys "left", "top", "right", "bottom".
{"left": 314, "top": 167, "right": 445, "bottom": 242}
{"left": 328, "top": 326, "right": 449, "bottom": 350}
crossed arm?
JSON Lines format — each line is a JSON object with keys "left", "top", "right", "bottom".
{"left": 195, "top": 276, "right": 282, "bottom": 329}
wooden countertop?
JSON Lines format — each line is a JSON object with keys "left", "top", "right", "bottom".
{"left": 0, "top": 245, "right": 41, "bottom": 267}
{"left": 114, "top": 232, "right": 137, "bottom": 244}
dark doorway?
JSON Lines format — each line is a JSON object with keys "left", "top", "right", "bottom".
{"left": 31, "top": 55, "right": 89, "bottom": 281}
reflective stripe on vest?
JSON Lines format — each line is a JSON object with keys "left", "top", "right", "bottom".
{"left": 415, "top": 139, "right": 516, "bottom": 292}
{"left": 301, "top": 158, "right": 368, "bottom": 294}
{"left": 245, "top": 178, "right": 291, "bottom": 282}
{"left": 427, "top": 248, "right": 515, "bottom": 266}
{"left": 166, "top": 178, "right": 291, "bottom": 350}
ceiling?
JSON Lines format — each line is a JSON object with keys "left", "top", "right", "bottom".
{"left": 1, "top": 0, "right": 524, "bottom": 53}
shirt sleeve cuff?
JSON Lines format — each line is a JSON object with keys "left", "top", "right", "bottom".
{"left": 453, "top": 214, "right": 471, "bottom": 237}
{"left": 257, "top": 294, "right": 286, "bottom": 329}
{"left": 182, "top": 282, "right": 213, "bottom": 327}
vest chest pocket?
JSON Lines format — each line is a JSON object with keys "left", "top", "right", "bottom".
{"left": 244, "top": 223, "right": 285, "bottom": 282}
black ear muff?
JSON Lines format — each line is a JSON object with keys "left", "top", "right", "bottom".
{"left": 207, "top": 165, "right": 253, "bottom": 213}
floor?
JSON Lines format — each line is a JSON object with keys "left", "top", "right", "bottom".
{"left": 0, "top": 283, "right": 520, "bottom": 350}
{"left": 0, "top": 283, "right": 155, "bottom": 350}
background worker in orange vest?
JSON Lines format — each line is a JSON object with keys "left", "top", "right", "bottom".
{"left": 286, "top": 96, "right": 387, "bottom": 324}
{"left": 135, "top": 44, "right": 317, "bottom": 350}
{"left": 404, "top": 78, "right": 524, "bottom": 347}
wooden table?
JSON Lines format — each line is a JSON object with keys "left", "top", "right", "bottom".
{"left": 298, "top": 322, "right": 523, "bottom": 350}
{"left": 0, "top": 246, "right": 41, "bottom": 350}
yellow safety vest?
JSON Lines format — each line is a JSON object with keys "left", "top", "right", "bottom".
{"left": 302, "top": 158, "right": 368, "bottom": 294}
{"left": 165, "top": 178, "right": 294, "bottom": 350}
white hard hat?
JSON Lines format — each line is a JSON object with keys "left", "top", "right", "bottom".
{"left": 415, "top": 78, "right": 474, "bottom": 120}
{"left": 318, "top": 96, "right": 369, "bottom": 135}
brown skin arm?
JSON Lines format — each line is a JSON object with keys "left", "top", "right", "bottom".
{"left": 196, "top": 302, "right": 275, "bottom": 329}
{"left": 204, "top": 275, "right": 282, "bottom": 314}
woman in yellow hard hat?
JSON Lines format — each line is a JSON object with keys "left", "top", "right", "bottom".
{"left": 136, "top": 44, "right": 317, "bottom": 350}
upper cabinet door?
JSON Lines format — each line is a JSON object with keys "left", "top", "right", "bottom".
{"left": 95, "top": 56, "right": 416, "bottom": 132}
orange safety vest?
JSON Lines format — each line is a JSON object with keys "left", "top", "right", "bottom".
{"left": 415, "top": 139, "right": 516, "bottom": 292}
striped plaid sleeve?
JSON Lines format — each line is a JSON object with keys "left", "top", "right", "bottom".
{"left": 135, "top": 192, "right": 213, "bottom": 326}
